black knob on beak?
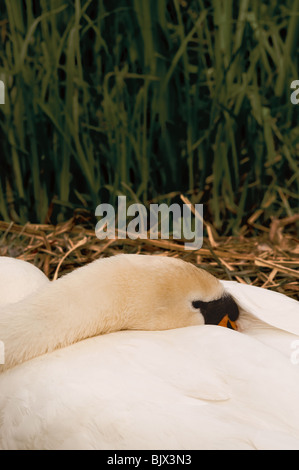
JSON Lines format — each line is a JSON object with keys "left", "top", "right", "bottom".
{"left": 192, "top": 294, "right": 239, "bottom": 330}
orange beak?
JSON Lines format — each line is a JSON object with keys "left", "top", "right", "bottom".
{"left": 218, "top": 314, "right": 238, "bottom": 331}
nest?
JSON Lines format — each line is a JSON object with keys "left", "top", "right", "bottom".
{"left": 0, "top": 206, "right": 298, "bottom": 300}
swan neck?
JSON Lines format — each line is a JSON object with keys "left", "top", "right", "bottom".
{"left": 0, "top": 269, "right": 123, "bottom": 371}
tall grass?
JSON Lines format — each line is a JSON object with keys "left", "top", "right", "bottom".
{"left": 0, "top": 0, "right": 298, "bottom": 232}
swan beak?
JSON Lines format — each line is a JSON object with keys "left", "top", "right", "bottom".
{"left": 218, "top": 314, "right": 238, "bottom": 331}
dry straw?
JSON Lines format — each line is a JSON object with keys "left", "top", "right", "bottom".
{"left": 0, "top": 198, "right": 298, "bottom": 300}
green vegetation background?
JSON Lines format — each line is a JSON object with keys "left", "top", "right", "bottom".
{"left": 0, "top": 0, "right": 298, "bottom": 234}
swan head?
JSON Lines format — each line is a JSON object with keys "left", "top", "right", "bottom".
{"left": 101, "top": 255, "right": 239, "bottom": 332}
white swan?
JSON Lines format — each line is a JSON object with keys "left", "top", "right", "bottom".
{"left": 0, "top": 255, "right": 298, "bottom": 450}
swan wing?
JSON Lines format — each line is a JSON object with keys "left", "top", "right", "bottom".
{"left": 221, "top": 280, "right": 299, "bottom": 335}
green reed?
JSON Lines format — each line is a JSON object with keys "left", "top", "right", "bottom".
{"left": 0, "top": 0, "right": 298, "bottom": 232}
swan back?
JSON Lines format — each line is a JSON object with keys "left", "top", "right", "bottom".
{"left": 1, "top": 326, "right": 299, "bottom": 450}
{"left": 0, "top": 257, "right": 49, "bottom": 307}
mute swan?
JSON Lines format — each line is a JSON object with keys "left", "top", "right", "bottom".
{"left": 0, "top": 255, "right": 298, "bottom": 450}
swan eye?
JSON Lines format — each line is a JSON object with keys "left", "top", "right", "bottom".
{"left": 192, "top": 295, "right": 239, "bottom": 330}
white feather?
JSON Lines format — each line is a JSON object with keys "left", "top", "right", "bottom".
{"left": 0, "top": 257, "right": 49, "bottom": 307}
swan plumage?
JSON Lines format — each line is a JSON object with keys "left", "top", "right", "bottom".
{"left": 0, "top": 257, "right": 49, "bottom": 307}
{"left": 1, "top": 327, "right": 299, "bottom": 450}
{"left": 0, "top": 255, "right": 298, "bottom": 450}
{"left": 0, "top": 254, "right": 236, "bottom": 371}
